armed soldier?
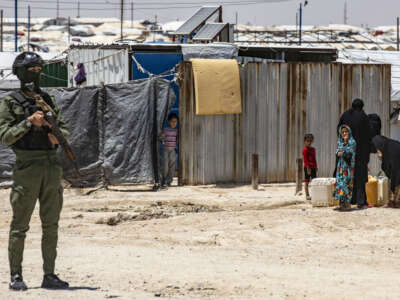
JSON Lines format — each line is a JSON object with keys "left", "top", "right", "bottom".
{"left": 0, "top": 52, "right": 70, "bottom": 290}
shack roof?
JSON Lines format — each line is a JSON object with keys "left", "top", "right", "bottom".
{"left": 68, "top": 43, "right": 338, "bottom": 62}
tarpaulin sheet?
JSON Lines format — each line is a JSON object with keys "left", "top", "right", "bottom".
{"left": 50, "top": 86, "right": 103, "bottom": 186}
{"left": 190, "top": 59, "right": 242, "bottom": 115}
{"left": 181, "top": 43, "right": 238, "bottom": 61}
{"left": 103, "top": 80, "right": 174, "bottom": 185}
{"left": 0, "top": 78, "right": 175, "bottom": 187}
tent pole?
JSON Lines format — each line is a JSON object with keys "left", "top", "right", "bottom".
{"left": 0, "top": 10, "right": 3, "bottom": 52}
{"left": 397, "top": 17, "right": 399, "bottom": 51}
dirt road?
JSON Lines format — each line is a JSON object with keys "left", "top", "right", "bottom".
{"left": 0, "top": 184, "right": 399, "bottom": 300}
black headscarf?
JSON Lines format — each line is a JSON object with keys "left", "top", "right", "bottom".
{"left": 368, "top": 113, "right": 382, "bottom": 138}
{"left": 372, "top": 135, "right": 400, "bottom": 192}
{"left": 352, "top": 98, "right": 364, "bottom": 111}
{"left": 337, "top": 99, "right": 372, "bottom": 185}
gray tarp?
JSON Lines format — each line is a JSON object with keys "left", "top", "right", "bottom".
{"left": 0, "top": 78, "right": 175, "bottom": 187}
{"left": 181, "top": 43, "right": 238, "bottom": 60}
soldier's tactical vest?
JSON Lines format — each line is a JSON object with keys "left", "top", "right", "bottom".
{"left": 11, "top": 91, "right": 56, "bottom": 151}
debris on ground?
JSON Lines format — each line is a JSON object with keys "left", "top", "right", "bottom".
{"left": 92, "top": 202, "right": 223, "bottom": 225}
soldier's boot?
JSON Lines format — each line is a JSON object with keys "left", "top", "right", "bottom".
{"left": 9, "top": 274, "right": 28, "bottom": 291}
{"left": 41, "top": 274, "right": 69, "bottom": 289}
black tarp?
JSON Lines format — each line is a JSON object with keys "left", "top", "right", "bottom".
{"left": 0, "top": 78, "right": 175, "bottom": 187}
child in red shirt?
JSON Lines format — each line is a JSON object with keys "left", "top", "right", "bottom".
{"left": 302, "top": 133, "right": 318, "bottom": 200}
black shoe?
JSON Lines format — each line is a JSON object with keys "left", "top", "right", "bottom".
{"left": 41, "top": 274, "right": 69, "bottom": 289}
{"left": 9, "top": 274, "right": 28, "bottom": 291}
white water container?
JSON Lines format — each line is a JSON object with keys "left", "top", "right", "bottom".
{"left": 377, "top": 176, "right": 389, "bottom": 207}
{"left": 310, "top": 178, "right": 337, "bottom": 207}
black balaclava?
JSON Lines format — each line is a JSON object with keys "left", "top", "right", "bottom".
{"left": 12, "top": 52, "right": 44, "bottom": 93}
{"left": 351, "top": 98, "right": 364, "bottom": 112}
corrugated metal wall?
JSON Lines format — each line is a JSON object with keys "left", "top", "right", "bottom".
{"left": 179, "top": 62, "right": 391, "bottom": 185}
{"left": 67, "top": 49, "right": 129, "bottom": 87}
{"left": 41, "top": 61, "right": 68, "bottom": 88}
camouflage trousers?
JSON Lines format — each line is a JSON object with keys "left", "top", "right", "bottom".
{"left": 9, "top": 149, "right": 63, "bottom": 276}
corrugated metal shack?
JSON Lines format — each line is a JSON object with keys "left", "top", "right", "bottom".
{"left": 67, "top": 45, "right": 130, "bottom": 87}
{"left": 41, "top": 59, "right": 68, "bottom": 88}
{"left": 179, "top": 61, "right": 391, "bottom": 185}
{"left": 67, "top": 44, "right": 337, "bottom": 116}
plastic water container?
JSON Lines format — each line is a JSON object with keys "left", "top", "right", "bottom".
{"left": 377, "top": 176, "right": 389, "bottom": 207}
{"left": 366, "top": 176, "right": 378, "bottom": 206}
{"left": 310, "top": 178, "right": 337, "bottom": 207}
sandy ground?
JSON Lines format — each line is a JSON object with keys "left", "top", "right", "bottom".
{"left": 0, "top": 183, "right": 400, "bottom": 300}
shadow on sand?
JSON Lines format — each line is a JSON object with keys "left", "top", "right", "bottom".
{"left": 30, "top": 286, "right": 100, "bottom": 291}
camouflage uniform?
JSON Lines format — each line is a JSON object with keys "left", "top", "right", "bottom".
{"left": 0, "top": 92, "right": 69, "bottom": 277}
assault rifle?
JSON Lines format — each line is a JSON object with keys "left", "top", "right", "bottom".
{"left": 35, "top": 98, "right": 81, "bottom": 177}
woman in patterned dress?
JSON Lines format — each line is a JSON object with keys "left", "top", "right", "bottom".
{"left": 334, "top": 125, "right": 356, "bottom": 211}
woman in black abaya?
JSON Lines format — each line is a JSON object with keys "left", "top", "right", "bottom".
{"left": 372, "top": 135, "right": 400, "bottom": 208}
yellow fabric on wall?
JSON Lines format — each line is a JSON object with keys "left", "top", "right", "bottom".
{"left": 190, "top": 58, "right": 242, "bottom": 115}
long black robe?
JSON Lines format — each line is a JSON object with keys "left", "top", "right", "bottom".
{"left": 338, "top": 108, "right": 372, "bottom": 205}
{"left": 372, "top": 135, "right": 400, "bottom": 193}
{"left": 368, "top": 113, "right": 382, "bottom": 154}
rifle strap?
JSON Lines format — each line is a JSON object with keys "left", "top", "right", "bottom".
{"left": 10, "top": 91, "right": 33, "bottom": 118}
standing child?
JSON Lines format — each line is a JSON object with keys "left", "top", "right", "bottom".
{"left": 161, "top": 113, "right": 178, "bottom": 187}
{"left": 302, "top": 134, "right": 318, "bottom": 200}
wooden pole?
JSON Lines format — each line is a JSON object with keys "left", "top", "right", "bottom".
{"left": 56, "top": 0, "right": 59, "bottom": 19}
{"left": 120, "top": 0, "right": 124, "bottom": 41}
{"left": 27, "top": 5, "right": 30, "bottom": 51}
{"left": 397, "top": 17, "right": 399, "bottom": 51}
{"left": 295, "top": 158, "right": 303, "bottom": 195}
{"left": 298, "top": 3, "right": 302, "bottom": 45}
{"left": 131, "top": 2, "right": 134, "bottom": 28}
{"left": 68, "top": 16, "right": 70, "bottom": 44}
{"left": 0, "top": 10, "right": 3, "bottom": 52}
{"left": 14, "top": 0, "right": 18, "bottom": 52}
{"left": 252, "top": 154, "right": 259, "bottom": 190}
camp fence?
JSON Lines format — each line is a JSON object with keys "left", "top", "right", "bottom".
{"left": 179, "top": 61, "right": 391, "bottom": 185}
{"left": 0, "top": 78, "right": 175, "bottom": 187}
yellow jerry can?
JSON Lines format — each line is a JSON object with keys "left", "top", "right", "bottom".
{"left": 366, "top": 176, "right": 378, "bottom": 206}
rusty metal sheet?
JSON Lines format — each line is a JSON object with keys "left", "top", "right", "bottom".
{"left": 179, "top": 61, "right": 391, "bottom": 185}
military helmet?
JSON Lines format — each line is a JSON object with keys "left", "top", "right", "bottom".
{"left": 12, "top": 52, "right": 44, "bottom": 75}
{"left": 12, "top": 52, "right": 44, "bottom": 90}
